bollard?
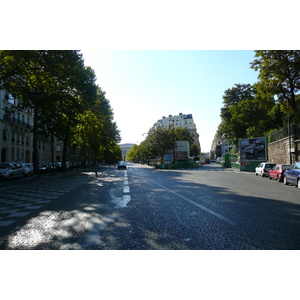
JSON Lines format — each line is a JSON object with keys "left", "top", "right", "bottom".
{"left": 95, "top": 171, "right": 98, "bottom": 177}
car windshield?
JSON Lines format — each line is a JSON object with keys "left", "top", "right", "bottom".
{"left": 0, "top": 163, "right": 10, "bottom": 169}
{"left": 265, "top": 164, "right": 276, "bottom": 168}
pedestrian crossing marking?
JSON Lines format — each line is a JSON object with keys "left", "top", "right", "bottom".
{"left": 0, "top": 175, "right": 91, "bottom": 227}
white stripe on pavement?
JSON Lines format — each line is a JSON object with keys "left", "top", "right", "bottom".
{"left": 147, "top": 179, "right": 237, "bottom": 226}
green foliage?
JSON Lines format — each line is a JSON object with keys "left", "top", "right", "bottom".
{"left": 218, "top": 50, "right": 300, "bottom": 148}
{"left": 190, "top": 144, "right": 200, "bottom": 156}
{"left": 146, "top": 126, "right": 176, "bottom": 163}
{"left": 173, "top": 127, "right": 194, "bottom": 145}
{"left": 250, "top": 50, "right": 300, "bottom": 122}
{"left": 126, "top": 144, "right": 139, "bottom": 161}
{"left": 127, "top": 125, "right": 199, "bottom": 162}
{"left": 73, "top": 86, "right": 121, "bottom": 162}
{"left": 0, "top": 50, "right": 121, "bottom": 169}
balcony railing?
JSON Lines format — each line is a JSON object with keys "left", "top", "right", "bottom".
{"left": 2, "top": 115, "right": 31, "bottom": 129}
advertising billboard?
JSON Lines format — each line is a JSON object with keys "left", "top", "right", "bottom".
{"left": 240, "top": 137, "right": 266, "bottom": 161}
{"left": 175, "top": 151, "right": 188, "bottom": 160}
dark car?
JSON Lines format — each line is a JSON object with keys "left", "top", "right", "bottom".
{"left": 269, "top": 164, "right": 290, "bottom": 182}
{"left": 39, "top": 163, "right": 51, "bottom": 174}
{"left": 117, "top": 161, "right": 127, "bottom": 170}
{"left": 283, "top": 162, "right": 300, "bottom": 189}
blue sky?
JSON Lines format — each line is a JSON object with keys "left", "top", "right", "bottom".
{"left": 81, "top": 50, "right": 259, "bottom": 152}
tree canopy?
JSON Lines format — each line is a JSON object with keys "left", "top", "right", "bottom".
{"left": 250, "top": 50, "right": 300, "bottom": 124}
{"left": 0, "top": 50, "right": 121, "bottom": 171}
{"left": 218, "top": 50, "right": 300, "bottom": 148}
{"left": 127, "top": 125, "right": 199, "bottom": 163}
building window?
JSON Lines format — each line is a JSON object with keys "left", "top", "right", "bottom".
{"left": 3, "top": 129, "right": 7, "bottom": 141}
{"left": 11, "top": 147, "right": 15, "bottom": 161}
{"left": 56, "top": 145, "right": 61, "bottom": 152}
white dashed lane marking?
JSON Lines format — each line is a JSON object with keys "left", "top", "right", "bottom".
{"left": 123, "top": 186, "right": 130, "bottom": 193}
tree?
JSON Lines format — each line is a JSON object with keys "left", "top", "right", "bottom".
{"left": 190, "top": 144, "right": 200, "bottom": 157}
{"left": 219, "top": 83, "right": 256, "bottom": 143}
{"left": 0, "top": 50, "right": 89, "bottom": 173}
{"left": 174, "top": 127, "right": 199, "bottom": 156}
{"left": 174, "top": 127, "right": 194, "bottom": 145}
{"left": 250, "top": 50, "right": 300, "bottom": 122}
{"left": 146, "top": 125, "right": 176, "bottom": 163}
{"left": 219, "top": 82, "right": 281, "bottom": 148}
{"left": 126, "top": 144, "right": 139, "bottom": 161}
{"left": 73, "top": 87, "right": 121, "bottom": 164}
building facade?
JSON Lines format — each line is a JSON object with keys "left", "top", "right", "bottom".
{"left": 155, "top": 113, "right": 201, "bottom": 152}
{"left": 0, "top": 89, "right": 65, "bottom": 164}
{"left": 0, "top": 89, "right": 34, "bottom": 163}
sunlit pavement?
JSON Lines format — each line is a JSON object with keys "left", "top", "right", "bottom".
{"left": 1, "top": 163, "right": 300, "bottom": 250}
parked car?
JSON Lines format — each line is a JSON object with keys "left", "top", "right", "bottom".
{"left": 54, "top": 162, "right": 71, "bottom": 171}
{"left": 0, "top": 162, "right": 25, "bottom": 180}
{"left": 269, "top": 164, "right": 290, "bottom": 182}
{"left": 283, "top": 162, "right": 300, "bottom": 189}
{"left": 39, "top": 163, "right": 51, "bottom": 174}
{"left": 22, "top": 163, "right": 34, "bottom": 177}
{"left": 255, "top": 162, "right": 276, "bottom": 177}
{"left": 117, "top": 161, "right": 127, "bottom": 170}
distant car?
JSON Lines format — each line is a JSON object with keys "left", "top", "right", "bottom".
{"left": 118, "top": 161, "right": 127, "bottom": 170}
{"left": 0, "top": 162, "right": 25, "bottom": 180}
{"left": 283, "top": 162, "right": 300, "bottom": 189}
{"left": 39, "top": 163, "right": 51, "bottom": 174}
{"left": 245, "top": 142, "right": 265, "bottom": 155}
{"left": 22, "top": 163, "right": 34, "bottom": 177}
{"left": 54, "top": 162, "right": 70, "bottom": 171}
{"left": 255, "top": 162, "right": 276, "bottom": 177}
{"left": 269, "top": 164, "right": 290, "bottom": 182}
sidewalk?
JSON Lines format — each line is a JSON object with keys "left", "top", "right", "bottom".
{"left": 0, "top": 166, "right": 110, "bottom": 192}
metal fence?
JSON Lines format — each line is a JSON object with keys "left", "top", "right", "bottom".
{"left": 269, "top": 124, "right": 300, "bottom": 143}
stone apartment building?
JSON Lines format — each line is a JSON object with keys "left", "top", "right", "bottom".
{"left": 210, "top": 132, "right": 233, "bottom": 159}
{"left": 155, "top": 113, "right": 201, "bottom": 152}
{"left": 0, "top": 89, "right": 64, "bottom": 164}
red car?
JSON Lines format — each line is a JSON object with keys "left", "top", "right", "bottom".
{"left": 269, "top": 164, "right": 290, "bottom": 182}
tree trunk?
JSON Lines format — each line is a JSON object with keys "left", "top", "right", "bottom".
{"left": 61, "top": 135, "right": 69, "bottom": 172}
{"left": 32, "top": 108, "right": 40, "bottom": 176}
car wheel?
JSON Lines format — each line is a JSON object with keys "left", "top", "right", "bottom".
{"left": 283, "top": 176, "right": 288, "bottom": 185}
{"left": 255, "top": 172, "right": 258, "bottom": 176}
{"left": 269, "top": 175, "right": 272, "bottom": 180}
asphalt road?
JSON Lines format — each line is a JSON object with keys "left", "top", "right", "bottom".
{"left": 1, "top": 163, "right": 300, "bottom": 249}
